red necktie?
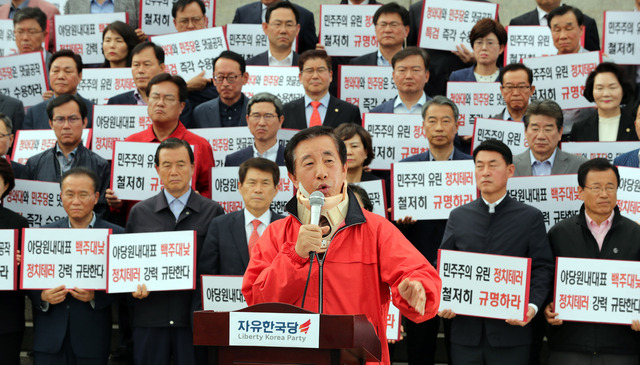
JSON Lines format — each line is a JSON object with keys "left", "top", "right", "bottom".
{"left": 310, "top": 101, "right": 322, "bottom": 127}
{"left": 248, "top": 219, "right": 261, "bottom": 256}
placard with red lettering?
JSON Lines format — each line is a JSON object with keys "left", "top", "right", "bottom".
{"left": 3, "top": 180, "right": 66, "bottom": 227}
{"left": 438, "top": 249, "right": 531, "bottom": 321}
{"left": 446, "top": 82, "right": 504, "bottom": 136}
{"left": 91, "top": 105, "right": 149, "bottom": 160}
{"left": 0, "top": 51, "right": 48, "bottom": 107}
{"left": 107, "top": 230, "right": 196, "bottom": 293}
{"left": 418, "top": 0, "right": 498, "bottom": 51}
{"left": 210, "top": 166, "right": 293, "bottom": 215}
{"left": 554, "top": 257, "right": 640, "bottom": 325}
{"left": 561, "top": 141, "right": 639, "bottom": 164}
{"left": 77, "top": 68, "right": 136, "bottom": 105}
{"left": 242, "top": 66, "right": 305, "bottom": 105}
{"left": 151, "top": 27, "right": 227, "bottom": 81}
{"left": 386, "top": 301, "right": 401, "bottom": 341}
{"left": 319, "top": 4, "right": 380, "bottom": 57}
{"left": 11, "top": 129, "right": 91, "bottom": 165}
{"left": 338, "top": 65, "right": 396, "bottom": 114}
{"left": 140, "top": 0, "right": 215, "bottom": 36}
{"left": 352, "top": 179, "right": 386, "bottom": 218}
{"left": 363, "top": 113, "right": 427, "bottom": 170}
{"left": 201, "top": 275, "right": 247, "bottom": 311}
{"left": 54, "top": 13, "right": 128, "bottom": 64}
{"left": 503, "top": 26, "right": 557, "bottom": 66}
{"left": 603, "top": 11, "right": 640, "bottom": 65}
{"left": 616, "top": 166, "right": 640, "bottom": 223}
{"left": 391, "top": 160, "right": 476, "bottom": 220}
{"left": 522, "top": 52, "right": 601, "bottom": 110}
{"left": 507, "top": 175, "right": 582, "bottom": 232}
{"left": 0, "top": 19, "right": 17, "bottom": 58}
{"left": 472, "top": 118, "right": 527, "bottom": 155}
{"left": 21, "top": 228, "right": 110, "bottom": 290}
{"left": 225, "top": 24, "right": 296, "bottom": 60}
{"left": 0, "top": 230, "right": 18, "bottom": 291}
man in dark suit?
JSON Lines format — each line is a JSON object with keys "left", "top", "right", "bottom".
{"left": 0, "top": 90, "right": 24, "bottom": 133}
{"left": 233, "top": 0, "right": 317, "bottom": 54}
{"left": 246, "top": 1, "right": 301, "bottom": 66}
{"left": 30, "top": 167, "right": 124, "bottom": 364}
{"left": 225, "top": 92, "right": 286, "bottom": 166}
{"left": 283, "top": 50, "right": 361, "bottom": 130}
{"left": 493, "top": 63, "right": 536, "bottom": 122}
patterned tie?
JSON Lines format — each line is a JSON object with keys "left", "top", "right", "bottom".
{"left": 310, "top": 101, "right": 322, "bottom": 127}
{"left": 248, "top": 219, "right": 261, "bottom": 256}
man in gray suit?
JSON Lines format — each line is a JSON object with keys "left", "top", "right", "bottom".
{"left": 513, "top": 99, "right": 587, "bottom": 177}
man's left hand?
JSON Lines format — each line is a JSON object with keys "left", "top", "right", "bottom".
{"left": 69, "top": 287, "right": 95, "bottom": 302}
{"left": 506, "top": 305, "right": 535, "bottom": 327}
{"left": 398, "top": 278, "right": 425, "bottom": 316}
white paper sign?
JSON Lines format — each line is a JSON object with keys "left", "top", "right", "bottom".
{"left": 0, "top": 51, "right": 48, "bottom": 107}
{"left": 151, "top": 27, "right": 227, "bottom": 81}
{"left": 107, "top": 230, "right": 196, "bottom": 293}
{"left": 363, "top": 113, "right": 427, "bottom": 170}
{"left": 338, "top": 65, "right": 396, "bottom": 115}
{"left": 243, "top": 66, "right": 305, "bottom": 105}
{"left": 472, "top": 118, "right": 528, "bottom": 155}
{"left": 3, "top": 179, "right": 66, "bottom": 227}
{"left": 617, "top": 166, "right": 640, "bottom": 223}
{"left": 319, "top": 4, "right": 380, "bottom": 57}
{"left": 554, "top": 257, "right": 640, "bottom": 325}
{"left": 447, "top": 82, "right": 505, "bottom": 136}
{"left": 91, "top": 105, "right": 149, "bottom": 160}
{"left": 140, "top": 0, "right": 215, "bottom": 36}
{"left": 352, "top": 179, "right": 386, "bottom": 217}
{"left": 522, "top": 52, "right": 601, "bottom": 110}
{"left": 438, "top": 249, "right": 531, "bottom": 321}
{"left": 201, "top": 275, "right": 247, "bottom": 311}
{"left": 504, "top": 26, "right": 557, "bottom": 66}
{"left": 0, "top": 230, "right": 17, "bottom": 291}
{"left": 11, "top": 129, "right": 92, "bottom": 165}
{"left": 229, "top": 312, "right": 320, "bottom": 348}
{"left": 0, "top": 20, "right": 17, "bottom": 58}
{"left": 418, "top": 0, "right": 498, "bottom": 51}
{"left": 77, "top": 68, "right": 136, "bottom": 105}
{"left": 561, "top": 141, "right": 639, "bottom": 164}
{"left": 21, "top": 228, "right": 109, "bottom": 290}
{"left": 603, "top": 11, "right": 640, "bottom": 65}
{"left": 386, "top": 302, "right": 401, "bottom": 341}
{"left": 392, "top": 160, "right": 476, "bottom": 220}
{"left": 54, "top": 13, "right": 128, "bottom": 64}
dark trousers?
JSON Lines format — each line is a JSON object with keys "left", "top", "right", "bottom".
{"left": 406, "top": 315, "right": 440, "bottom": 365}
{"left": 0, "top": 331, "right": 24, "bottom": 365}
{"left": 451, "top": 335, "right": 529, "bottom": 365}
{"left": 549, "top": 351, "right": 639, "bottom": 365}
{"left": 33, "top": 329, "right": 107, "bottom": 365}
{"left": 133, "top": 327, "right": 195, "bottom": 365}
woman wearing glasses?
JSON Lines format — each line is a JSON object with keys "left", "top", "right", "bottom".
{"left": 449, "top": 18, "right": 506, "bottom": 82}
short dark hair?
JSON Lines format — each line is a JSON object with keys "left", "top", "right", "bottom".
{"left": 523, "top": 99, "right": 564, "bottom": 130}
{"left": 0, "top": 113, "right": 13, "bottom": 133}
{"left": 61, "top": 166, "right": 99, "bottom": 193}
{"left": 247, "top": 92, "right": 284, "bottom": 117}
{"left": 13, "top": 7, "right": 46, "bottom": 31}
{"left": 284, "top": 126, "right": 347, "bottom": 175}
{"left": 214, "top": 50, "right": 246, "bottom": 74}
{"left": 583, "top": 62, "right": 635, "bottom": 105}
{"left": 265, "top": 1, "right": 299, "bottom": 24}
{"left": 421, "top": 95, "right": 459, "bottom": 122}
{"left": 101, "top": 21, "right": 139, "bottom": 68}
{"left": 131, "top": 41, "right": 165, "bottom": 64}
{"left": 171, "top": 0, "right": 205, "bottom": 18}
{"left": 298, "top": 49, "right": 332, "bottom": 71}
{"left": 46, "top": 94, "right": 88, "bottom": 121}
{"left": 334, "top": 123, "right": 374, "bottom": 167}
{"left": 348, "top": 183, "right": 373, "bottom": 212}
{"left": 548, "top": 5, "right": 584, "bottom": 28}
{"left": 469, "top": 18, "right": 507, "bottom": 47}
{"left": 154, "top": 138, "right": 194, "bottom": 166}
{"left": 473, "top": 139, "right": 513, "bottom": 165}
{"left": 0, "top": 158, "right": 15, "bottom": 200}
{"left": 499, "top": 63, "right": 533, "bottom": 85}
{"left": 147, "top": 73, "right": 188, "bottom": 103}
{"left": 577, "top": 158, "right": 620, "bottom": 188}
{"left": 373, "top": 2, "right": 410, "bottom": 27}
{"left": 392, "top": 46, "right": 430, "bottom": 70}
{"left": 239, "top": 157, "right": 280, "bottom": 186}
{"left": 49, "top": 49, "right": 83, "bottom": 74}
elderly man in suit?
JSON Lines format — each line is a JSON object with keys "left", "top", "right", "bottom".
{"left": 246, "top": 1, "right": 300, "bottom": 66}
{"left": 494, "top": 63, "right": 536, "bottom": 122}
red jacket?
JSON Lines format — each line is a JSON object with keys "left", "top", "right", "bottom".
{"left": 242, "top": 191, "right": 442, "bottom": 364}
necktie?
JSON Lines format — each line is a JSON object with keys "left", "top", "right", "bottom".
{"left": 310, "top": 101, "right": 322, "bottom": 127}
{"left": 248, "top": 219, "right": 261, "bottom": 256}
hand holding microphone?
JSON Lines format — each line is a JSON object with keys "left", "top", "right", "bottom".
{"left": 295, "top": 191, "right": 330, "bottom": 258}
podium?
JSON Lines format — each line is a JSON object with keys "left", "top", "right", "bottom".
{"left": 193, "top": 302, "right": 382, "bottom": 365}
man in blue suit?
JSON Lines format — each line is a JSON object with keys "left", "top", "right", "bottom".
{"left": 30, "top": 167, "right": 124, "bottom": 364}
{"left": 245, "top": 1, "right": 301, "bottom": 66}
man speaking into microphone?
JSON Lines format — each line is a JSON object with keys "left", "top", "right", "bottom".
{"left": 242, "top": 126, "right": 442, "bottom": 365}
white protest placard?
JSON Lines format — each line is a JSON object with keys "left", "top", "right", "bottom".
{"left": 386, "top": 302, "right": 401, "bottom": 341}
{"left": 447, "top": 82, "right": 505, "bottom": 136}
{"left": 225, "top": 24, "right": 268, "bottom": 60}
{"left": 363, "top": 113, "right": 427, "bottom": 170}
{"left": 438, "top": 249, "right": 531, "bottom": 321}
{"left": 554, "top": 257, "right": 640, "bottom": 325}
{"left": 522, "top": 52, "right": 601, "bottom": 110}
{"left": 151, "top": 27, "right": 227, "bottom": 81}
{"left": 352, "top": 179, "right": 386, "bottom": 217}
{"left": 229, "top": 312, "right": 320, "bottom": 348}
{"left": 0, "top": 230, "right": 17, "bottom": 291}
{"left": 417, "top": 0, "right": 498, "bottom": 51}
{"left": 54, "top": 13, "right": 128, "bottom": 65}
{"left": 210, "top": 166, "right": 294, "bottom": 215}
{"left": 338, "top": 65, "right": 396, "bottom": 115}
{"left": 391, "top": 160, "right": 476, "bottom": 221}
{"left": 201, "top": 275, "right": 246, "bottom": 311}
{"left": 3, "top": 179, "right": 66, "bottom": 227}
{"left": 78, "top": 68, "right": 136, "bottom": 105}
{"left": 140, "top": 0, "right": 215, "bottom": 36}
{"left": 617, "top": 166, "right": 640, "bottom": 223}
{"left": 107, "top": 230, "right": 196, "bottom": 293}
{"left": 11, "top": 129, "right": 92, "bottom": 165}
{"left": 561, "top": 141, "right": 639, "bottom": 164}
{"left": 507, "top": 175, "right": 582, "bottom": 232}
{"left": 91, "top": 105, "right": 149, "bottom": 160}
{"left": 503, "top": 26, "right": 557, "bottom": 66}
{"left": 0, "top": 20, "right": 17, "bottom": 58}
{"left": 0, "top": 51, "right": 48, "bottom": 107}
{"left": 603, "top": 11, "right": 640, "bottom": 65}
{"left": 319, "top": 4, "right": 380, "bottom": 57}
{"left": 472, "top": 118, "right": 527, "bottom": 155}
{"left": 243, "top": 66, "right": 305, "bottom": 105}
{"left": 21, "top": 228, "right": 110, "bottom": 290}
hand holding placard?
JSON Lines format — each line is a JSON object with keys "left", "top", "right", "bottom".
{"left": 69, "top": 287, "right": 95, "bottom": 302}
{"left": 132, "top": 283, "right": 149, "bottom": 299}
{"left": 505, "top": 305, "right": 535, "bottom": 327}
{"left": 544, "top": 302, "right": 562, "bottom": 326}
{"left": 41, "top": 285, "right": 67, "bottom": 305}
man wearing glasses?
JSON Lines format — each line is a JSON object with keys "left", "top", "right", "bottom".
{"left": 246, "top": 1, "right": 300, "bottom": 66}
{"left": 494, "top": 63, "right": 536, "bottom": 122}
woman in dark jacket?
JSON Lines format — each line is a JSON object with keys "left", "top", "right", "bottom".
{"left": 448, "top": 18, "right": 505, "bottom": 83}
{"left": 334, "top": 123, "right": 379, "bottom": 183}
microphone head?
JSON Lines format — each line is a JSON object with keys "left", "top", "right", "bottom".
{"left": 309, "top": 190, "right": 325, "bottom": 207}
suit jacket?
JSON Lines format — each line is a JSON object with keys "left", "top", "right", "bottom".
{"left": 63, "top": 0, "right": 139, "bottom": 28}
{"left": 349, "top": 51, "right": 378, "bottom": 66}
{"left": 224, "top": 144, "right": 286, "bottom": 166}
{"left": 193, "top": 95, "right": 249, "bottom": 128}
{"left": 232, "top": 1, "right": 318, "bottom": 54}
{"left": 513, "top": 147, "right": 588, "bottom": 176}
{"left": 107, "top": 90, "right": 196, "bottom": 128}
{"left": 0, "top": 207, "right": 29, "bottom": 335}
{"left": 10, "top": 159, "right": 25, "bottom": 179}
{"left": 246, "top": 50, "right": 300, "bottom": 66}
{"left": 24, "top": 93, "right": 95, "bottom": 130}
{"left": 282, "top": 95, "right": 362, "bottom": 129}
{"left": 570, "top": 107, "right": 639, "bottom": 142}
{"left": 613, "top": 148, "right": 640, "bottom": 168}
{"left": 449, "top": 65, "right": 500, "bottom": 82}
{"left": 509, "top": 8, "right": 600, "bottom": 52}
{"left": 0, "top": 93, "right": 25, "bottom": 133}
{"left": 29, "top": 216, "right": 123, "bottom": 358}
{"left": 0, "top": 0, "right": 59, "bottom": 52}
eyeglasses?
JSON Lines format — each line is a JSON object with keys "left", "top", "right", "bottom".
{"left": 375, "top": 22, "right": 403, "bottom": 29}
{"left": 176, "top": 16, "right": 204, "bottom": 26}
{"left": 584, "top": 185, "right": 617, "bottom": 194}
{"left": 301, "top": 67, "right": 329, "bottom": 76}
{"left": 14, "top": 29, "right": 43, "bottom": 36}
{"left": 0, "top": 133, "right": 11, "bottom": 139}
{"left": 501, "top": 85, "right": 531, "bottom": 93}
{"left": 248, "top": 113, "right": 277, "bottom": 122}
{"left": 213, "top": 74, "right": 241, "bottom": 84}
{"left": 51, "top": 116, "right": 82, "bottom": 125}
{"left": 268, "top": 21, "right": 297, "bottom": 30}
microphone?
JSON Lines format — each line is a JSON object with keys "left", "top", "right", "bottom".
{"left": 309, "top": 191, "right": 325, "bottom": 226}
